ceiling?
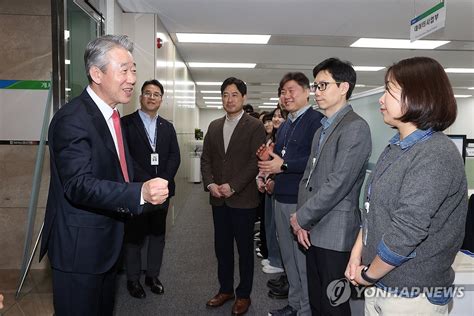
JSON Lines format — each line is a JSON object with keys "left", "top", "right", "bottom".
{"left": 117, "top": 0, "right": 474, "bottom": 109}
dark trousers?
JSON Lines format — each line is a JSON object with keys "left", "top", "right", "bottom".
{"left": 52, "top": 265, "right": 117, "bottom": 316}
{"left": 212, "top": 204, "right": 256, "bottom": 298}
{"left": 306, "top": 246, "right": 351, "bottom": 316}
{"left": 124, "top": 201, "right": 169, "bottom": 281}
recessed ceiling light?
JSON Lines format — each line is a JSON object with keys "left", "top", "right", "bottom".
{"left": 156, "top": 61, "right": 186, "bottom": 68}
{"left": 196, "top": 82, "right": 222, "bottom": 86}
{"left": 355, "top": 84, "right": 366, "bottom": 87}
{"left": 269, "top": 98, "right": 279, "bottom": 101}
{"left": 468, "top": 87, "right": 474, "bottom": 90}
{"left": 454, "top": 94, "right": 472, "bottom": 98}
{"left": 203, "top": 96, "right": 222, "bottom": 100}
{"left": 188, "top": 62, "right": 256, "bottom": 68}
{"left": 175, "top": 96, "right": 195, "bottom": 99}
{"left": 176, "top": 33, "right": 271, "bottom": 44}
{"left": 177, "top": 100, "right": 195, "bottom": 104}
{"left": 353, "top": 66, "right": 385, "bottom": 72}
{"left": 351, "top": 38, "right": 450, "bottom": 50}
{"left": 207, "top": 105, "right": 223, "bottom": 109}
{"left": 259, "top": 105, "right": 277, "bottom": 109}
{"left": 201, "top": 90, "right": 221, "bottom": 93}
{"left": 263, "top": 102, "right": 277, "bottom": 105}
{"left": 445, "top": 68, "right": 474, "bottom": 74}
{"left": 205, "top": 101, "right": 223, "bottom": 104}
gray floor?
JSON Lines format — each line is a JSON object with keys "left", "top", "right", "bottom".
{"left": 114, "top": 184, "right": 363, "bottom": 315}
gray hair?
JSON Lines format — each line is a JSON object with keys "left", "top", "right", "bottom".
{"left": 84, "top": 35, "right": 134, "bottom": 83}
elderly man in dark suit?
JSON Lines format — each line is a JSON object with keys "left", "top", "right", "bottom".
{"left": 290, "top": 58, "right": 372, "bottom": 316}
{"left": 121, "top": 79, "right": 180, "bottom": 299}
{"left": 201, "top": 77, "right": 266, "bottom": 316}
{"left": 40, "top": 35, "right": 169, "bottom": 316}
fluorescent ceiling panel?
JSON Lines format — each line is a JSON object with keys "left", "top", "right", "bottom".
{"left": 351, "top": 38, "right": 450, "bottom": 50}
{"left": 205, "top": 101, "right": 223, "bottom": 104}
{"left": 201, "top": 90, "right": 221, "bottom": 93}
{"left": 188, "top": 62, "right": 256, "bottom": 68}
{"left": 203, "top": 97, "right": 222, "bottom": 100}
{"left": 353, "top": 66, "right": 385, "bottom": 71}
{"left": 445, "top": 68, "right": 474, "bottom": 74}
{"left": 454, "top": 94, "right": 472, "bottom": 98}
{"left": 196, "top": 82, "right": 222, "bottom": 86}
{"left": 207, "top": 106, "right": 223, "bottom": 109}
{"left": 176, "top": 33, "right": 270, "bottom": 44}
{"left": 263, "top": 102, "right": 277, "bottom": 105}
{"left": 259, "top": 105, "right": 277, "bottom": 109}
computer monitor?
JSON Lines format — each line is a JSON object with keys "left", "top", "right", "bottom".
{"left": 446, "top": 134, "right": 466, "bottom": 164}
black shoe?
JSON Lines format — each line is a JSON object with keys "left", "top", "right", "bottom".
{"left": 145, "top": 276, "right": 164, "bottom": 294}
{"left": 267, "top": 278, "right": 289, "bottom": 299}
{"left": 268, "top": 290, "right": 288, "bottom": 300}
{"left": 267, "top": 274, "right": 287, "bottom": 289}
{"left": 268, "top": 304, "right": 297, "bottom": 315}
{"left": 127, "top": 280, "right": 146, "bottom": 299}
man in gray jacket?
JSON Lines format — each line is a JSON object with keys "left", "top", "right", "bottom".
{"left": 290, "top": 58, "right": 371, "bottom": 316}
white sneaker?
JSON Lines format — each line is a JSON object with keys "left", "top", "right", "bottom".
{"left": 262, "top": 265, "right": 284, "bottom": 274}
{"left": 261, "top": 259, "right": 270, "bottom": 266}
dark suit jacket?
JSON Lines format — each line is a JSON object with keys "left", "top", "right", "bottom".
{"left": 40, "top": 89, "right": 143, "bottom": 274}
{"left": 296, "top": 105, "right": 372, "bottom": 251}
{"left": 201, "top": 113, "right": 266, "bottom": 209}
{"left": 121, "top": 110, "right": 180, "bottom": 196}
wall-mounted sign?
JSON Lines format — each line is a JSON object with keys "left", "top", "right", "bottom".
{"left": 410, "top": 2, "right": 446, "bottom": 42}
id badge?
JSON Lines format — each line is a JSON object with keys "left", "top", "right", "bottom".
{"left": 151, "top": 153, "right": 159, "bottom": 166}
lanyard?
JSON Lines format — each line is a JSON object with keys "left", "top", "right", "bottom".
{"left": 281, "top": 109, "right": 308, "bottom": 157}
{"left": 143, "top": 119, "right": 158, "bottom": 152}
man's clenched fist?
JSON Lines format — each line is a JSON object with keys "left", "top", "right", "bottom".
{"left": 142, "top": 178, "right": 169, "bottom": 205}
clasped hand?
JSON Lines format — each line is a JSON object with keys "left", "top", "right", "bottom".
{"left": 142, "top": 177, "right": 169, "bottom": 205}
{"left": 209, "top": 183, "right": 234, "bottom": 198}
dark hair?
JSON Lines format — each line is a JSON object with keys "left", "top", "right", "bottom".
{"left": 243, "top": 104, "right": 254, "bottom": 113}
{"left": 221, "top": 77, "right": 247, "bottom": 96}
{"left": 277, "top": 86, "right": 282, "bottom": 97}
{"left": 262, "top": 113, "right": 273, "bottom": 123}
{"left": 141, "top": 79, "right": 164, "bottom": 95}
{"left": 312, "top": 57, "right": 356, "bottom": 100}
{"left": 385, "top": 57, "right": 457, "bottom": 131}
{"left": 275, "top": 104, "right": 288, "bottom": 120}
{"left": 279, "top": 72, "right": 310, "bottom": 90}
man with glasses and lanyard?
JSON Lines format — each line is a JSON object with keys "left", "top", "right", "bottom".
{"left": 258, "top": 72, "right": 323, "bottom": 316}
{"left": 290, "top": 58, "right": 371, "bottom": 316}
{"left": 121, "top": 79, "right": 181, "bottom": 299}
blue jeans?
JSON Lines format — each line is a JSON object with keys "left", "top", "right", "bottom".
{"left": 264, "top": 194, "right": 283, "bottom": 268}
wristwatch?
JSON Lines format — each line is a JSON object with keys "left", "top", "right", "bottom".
{"left": 280, "top": 162, "right": 288, "bottom": 171}
{"left": 361, "top": 265, "right": 378, "bottom": 284}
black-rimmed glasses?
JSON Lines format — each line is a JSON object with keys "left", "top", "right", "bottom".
{"left": 310, "top": 81, "right": 342, "bottom": 92}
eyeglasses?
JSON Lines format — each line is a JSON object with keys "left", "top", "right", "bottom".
{"left": 143, "top": 92, "right": 162, "bottom": 99}
{"left": 310, "top": 81, "right": 342, "bottom": 92}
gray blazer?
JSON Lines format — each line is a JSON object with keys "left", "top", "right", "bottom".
{"left": 296, "top": 105, "right": 371, "bottom": 251}
{"left": 201, "top": 113, "right": 266, "bottom": 209}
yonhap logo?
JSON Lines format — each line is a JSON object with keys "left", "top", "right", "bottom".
{"left": 326, "top": 278, "right": 351, "bottom": 306}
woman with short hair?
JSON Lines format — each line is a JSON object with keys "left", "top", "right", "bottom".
{"left": 345, "top": 56, "right": 468, "bottom": 315}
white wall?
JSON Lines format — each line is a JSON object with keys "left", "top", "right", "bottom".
{"left": 199, "top": 108, "right": 226, "bottom": 135}
{"left": 448, "top": 97, "right": 474, "bottom": 139}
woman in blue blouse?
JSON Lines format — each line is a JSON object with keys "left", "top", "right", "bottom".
{"left": 345, "top": 57, "right": 468, "bottom": 315}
